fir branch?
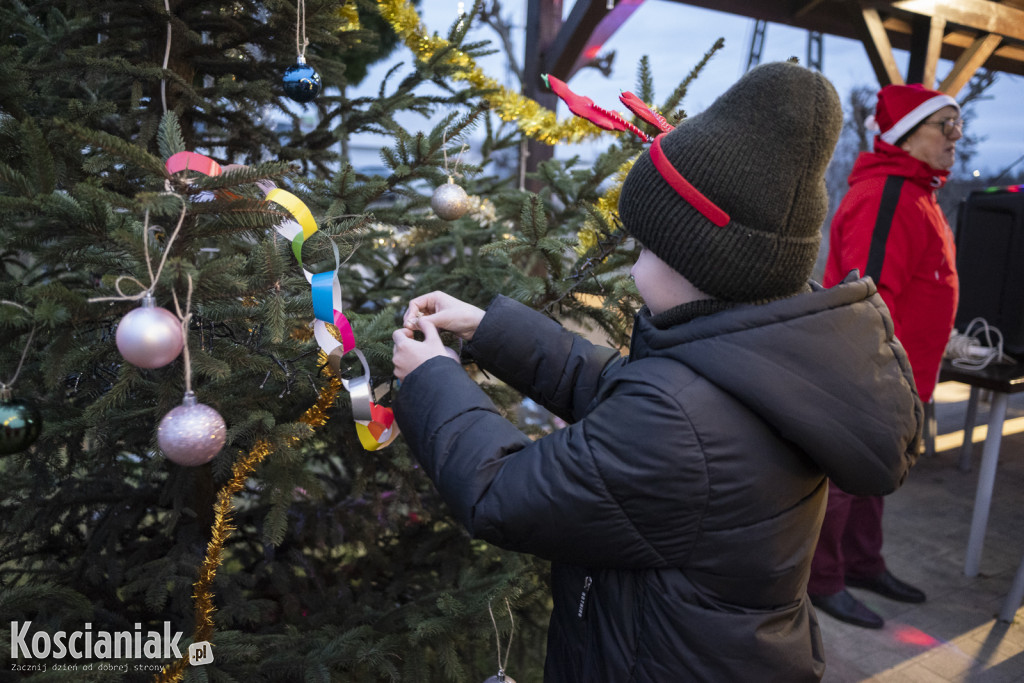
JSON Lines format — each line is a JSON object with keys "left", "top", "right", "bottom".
{"left": 0, "top": 583, "right": 93, "bottom": 622}
{"left": 23, "top": 118, "right": 57, "bottom": 195}
{"left": 191, "top": 162, "right": 295, "bottom": 192}
{"left": 0, "top": 161, "right": 35, "bottom": 197}
{"left": 262, "top": 492, "right": 290, "bottom": 547}
{"left": 157, "top": 111, "right": 187, "bottom": 160}
{"left": 54, "top": 119, "right": 168, "bottom": 179}
{"left": 636, "top": 55, "right": 655, "bottom": 102}
{"left": 661, "top": 37, "right": 725, "bottom": 123}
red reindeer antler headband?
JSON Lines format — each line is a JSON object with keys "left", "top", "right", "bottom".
{"left": 544, "top": 75, "right": 729, "bottom": 227}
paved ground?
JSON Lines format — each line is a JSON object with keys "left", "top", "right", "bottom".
{"left": 818, "top": 379, "right": 1024, "bottom": 682}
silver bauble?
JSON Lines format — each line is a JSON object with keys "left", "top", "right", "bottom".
{"left": 157, "top": 392, "right": 227, "bottom": 466}
{"left": 431, "top": 179, "right": 470, "bottom": 220}
{"left": 116, "top": 296, "right": 184, "bottom": 369}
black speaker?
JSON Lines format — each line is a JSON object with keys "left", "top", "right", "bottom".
{"left": 954, "top": 187, "right": 1024, "bottom": 358}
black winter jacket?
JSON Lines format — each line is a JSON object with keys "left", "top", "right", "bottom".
{"left": 393, "top": 276, "right": 923, "bottom": 682}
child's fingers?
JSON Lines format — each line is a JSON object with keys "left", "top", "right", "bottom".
{"left": 415, "top": 316, "right": 441, "bottom": 342}
{"left": 404, "top": 294, "right": 437, "bottom": 328}
{"left": 403, "top": 304, "right": 422, "bottom": 328}
{"left": 392, "top": 326, "right": 415, "bottom": 345}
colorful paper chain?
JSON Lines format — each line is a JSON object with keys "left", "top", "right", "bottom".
{"left": 165, "top": 151, "right": 397, "bottom": 451}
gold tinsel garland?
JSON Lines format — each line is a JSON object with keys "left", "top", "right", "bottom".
{"left": 153, "top": 372, "right": 343, "bottom": 683}
{"left": 578, "top": 158, "right": 635, "bottom": 253}
{"left": 376, "top": 0, "right": 608, "bottom": 146}
{"left": 338, "top": 0, "right": 360, "bottom": 32}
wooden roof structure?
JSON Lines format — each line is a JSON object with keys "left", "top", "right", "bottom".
{"left": 526, "top": 0, "right": 1024, "bottom": 97}
{"left": 520, "top": 0, "right": 1022, "bottom": 179}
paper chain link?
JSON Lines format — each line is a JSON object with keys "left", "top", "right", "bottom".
{"left": 165, "top": 151, "right": 397, "bottom": 450}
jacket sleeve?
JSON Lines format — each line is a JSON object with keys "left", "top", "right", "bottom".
{"left": 464, "top": 295, "right": 622, "bottom": 423}
{"left": 392, "top": 355, "right": 705, "bottom": 569}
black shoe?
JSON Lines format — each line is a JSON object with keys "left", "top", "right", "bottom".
{"left": 810, "top": 589, "right": 884, "bottom": 629}
{"left": 846, "top": 569, "right": 926, "bottom": 604}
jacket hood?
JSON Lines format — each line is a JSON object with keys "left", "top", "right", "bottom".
{"left": 629, "top": 275, "right": 922, "bottom": 495}
{"left": 851, "top": 140, "right": 950, "bottom": 190}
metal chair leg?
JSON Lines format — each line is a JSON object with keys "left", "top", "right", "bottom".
{"left": 958, "top": 386, "right": 980, "bottom": 472}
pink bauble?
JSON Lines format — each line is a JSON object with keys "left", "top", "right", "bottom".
{"left": 157, "top": 392, "right": 226, "bottom": 466}
{"left": 116, "top": 298, "right": 184, "bottom": 369}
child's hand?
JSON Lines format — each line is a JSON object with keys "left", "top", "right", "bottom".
{"left": 392, "top": 317, "right": 460, "bottom": 381}
{"left": 403, "top": 291, "right": 485, "bottom": 341}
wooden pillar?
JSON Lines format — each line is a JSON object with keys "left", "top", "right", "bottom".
{"left": 522, "top": 0, "right": 562, "bottom": 192}
{"left": 906, "top": 13, "right": 946, "bottom": 87}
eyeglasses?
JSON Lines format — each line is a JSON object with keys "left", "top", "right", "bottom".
{"left": 922, "top": 117, "right": 965, "bottom": 137}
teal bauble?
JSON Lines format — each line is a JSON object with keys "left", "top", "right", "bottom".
{"left": 0, "top": 393, "right": 42, "bottom": 455}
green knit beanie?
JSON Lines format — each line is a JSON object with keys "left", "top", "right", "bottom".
{"left": 618, "top": 61, "right": 842, "bottom": 303}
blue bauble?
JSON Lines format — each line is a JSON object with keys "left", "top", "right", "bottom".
{"left": 283, "top": 59, "right": 321, "bottom": 103}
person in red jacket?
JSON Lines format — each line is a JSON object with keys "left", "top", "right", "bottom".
{"left": 809, "top": 83, "right": 962, "bottom": 629}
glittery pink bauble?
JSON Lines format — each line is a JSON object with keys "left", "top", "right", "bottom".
{"left": 157, "top": 394, "right": 226, "bottom": 466}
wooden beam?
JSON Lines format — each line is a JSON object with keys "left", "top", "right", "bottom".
{"left": 939, "top": 32, "right": 1003, "bottom": 94}
{"left": 891, "top": 0, "right": 1024, "bottom": 43}
{"left": 522, "top": 0, "right": 562, "bottom": 188}
{"left": 923, "top": 14, "right": 946, "bottom": 87}
{"left": 524, "top": 0, "right": 563, "bottom": 96}
{"left": 540, "top": 0, "right": 608, "bottom": 79}
{"left": 879, "top": 17, "right": 1024, "bottom": 77}
{"left": 943, "top": 30, "right": 1024, "bottom": 63}
{"left": 640, "top": 0, "right": 1024, "bottom": 77}
{"left": 856, "top": 5, "right": 905, "bottom": 86}
{"left": 907, "top": 14, "right": 946, "bottom": 86}
{"left": 793, "top": 0, "right": 826, "bottom": 19}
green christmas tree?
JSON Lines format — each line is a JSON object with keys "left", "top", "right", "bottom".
{"left": 0, "top": 1, "right": 717, "bottom": 680}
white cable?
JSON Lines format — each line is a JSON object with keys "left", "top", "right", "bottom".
{"left": 945, "top": 317, "right": 1017, "bottom": 370}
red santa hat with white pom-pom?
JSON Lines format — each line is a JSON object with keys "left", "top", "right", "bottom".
{"left": 865, "top": 83, "right": 959, "bottom": 145}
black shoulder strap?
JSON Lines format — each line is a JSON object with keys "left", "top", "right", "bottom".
{"left": 864, "top": 176, "right": 905, "bottom": 284}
